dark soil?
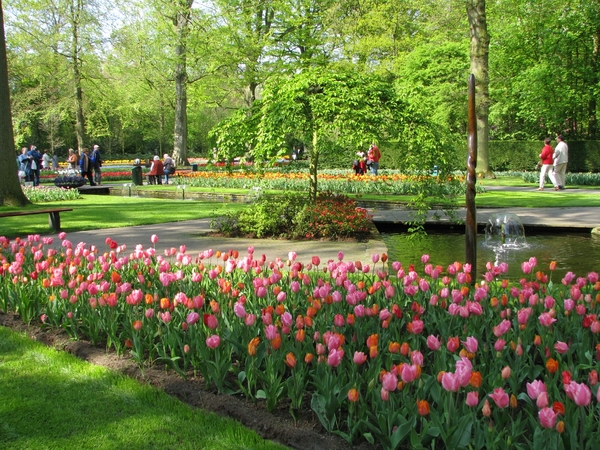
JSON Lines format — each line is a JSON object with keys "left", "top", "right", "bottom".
{"left": 0, "top": 313, "right": 377, "bottom": 450}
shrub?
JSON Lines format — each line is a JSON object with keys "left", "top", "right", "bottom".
{"left": 292, "top": 192, "right": 373, "bottom": 240}
{"left": 22, "top": 185, "right": 81, "bottom": 203}
{"left": 216, "top": 192, "right": 373, "bottom": 240}
{"left": 237, "top": 193, "right": 307, "bottom": 238}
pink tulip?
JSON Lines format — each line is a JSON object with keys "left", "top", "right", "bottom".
{"left": 441, "top": 372, "right": 460, "bottom": 392}
{"left": 380, "top": 387, "right": 390, "bottom": 401}
{"left": 554, "top": 341, "right": 569, "bottom": 354}
{"left": 382, "top": 372, "right": 398, "bottom": 392}
{"left": 150, "top": 234, "right": 158, "bottom": 244}
{"left": 526, "top": 380, "right": 547, "bottom": 400}
{"left": 400, "top": 364, "right": 418, "bottom": 383}
{"left": 411, "top": 350, "right": 424, "bottom": 366}
{"left": 536, "top": 391, "right": 549, "bottom": 408}
{"left": 205, "top": 314, "right": 218, "bottom": 329}
{"left": 186, "top": 312, "right": 200, "bottom": 325}
{"left": 492, "top": 319, "right": 512, "bottom": 337}
{"left": 566, "top": 381, "right": 592, "bottom": 406}
{"left": 489, "top": 387, "right": 510, "bottom": 408}
{"left": 353, "top": 351, "right": 367, "bottom": 365}
{"left": 494, "top": 339, "right": 506, "bottom": 352}
{"left": 206, "top": 335, "right": 220, "bottom": 349}
{"left": 539, "top": 312, "right": 557, "bottom": 327}
{"left": 409, "top": 319, "right": 424, "bottom": 334}
{"left": 465, "top": 391, "right": 479, "bottom": 407}
{"left": 539, "top": 407, "right": 558, "bottom": 429}
{"left": 501, "top": 366, "right": 511, "bottom": 379}
{"left": 327, "top": 348, "right": 344, "bottom": 368}
{"left": 427, "top": 335, "right": 441, "bottom": 351}
{"left": 462, "top": 336, "right": 478, "bottom": 353}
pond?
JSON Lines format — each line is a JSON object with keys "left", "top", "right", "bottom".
{"left": 379, "top": 230, "right": 600, "bottom": 280}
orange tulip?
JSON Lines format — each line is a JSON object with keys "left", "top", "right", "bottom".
{"left": 417, "top": 400, "right": 430, "bottom": 416}
{"left": 160, "top": 297, "right": 171, "bottom": 309}
{"left": 546, "top": 358, "right": 559, "bottom": 374}
{"left": 366, "top": 334, "right": 379, "bottom": 348}
{"left": 285, "top": 352, "right": 296, "bottom": 368}
{"left": 348, "top": 388, "right": 360, "bottom": 403}
{"left": 247, "top": 337, "right": 260, "bottom": 356}
{"left": 469, "top": 371, "right": 483, "bottom": 388}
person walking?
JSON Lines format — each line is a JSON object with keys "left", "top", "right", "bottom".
{"left": 549, "top": 135, "right": 568, "bottom": 190}
{"left": 536, "top": 138, "right": 554, "bottom": 190}
{"left": 367, "top": 143, "right": 381, "bottom": 175}
{"left": 42, "top": 150, "right": 51, "bottom": 170}
{"left": 51, "top": 152, "right": 59, "bottom": 171}
{"left": 90, "top": 144, "right": 102, "bottom": 185}
{"left": 79, "top": 148, "right": 96, "bottom": 186}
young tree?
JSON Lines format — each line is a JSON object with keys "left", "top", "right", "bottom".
{"left": 0, "top": 0, "right": 29, "bottom": 206}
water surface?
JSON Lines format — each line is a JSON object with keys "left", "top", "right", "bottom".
{"left": 380, "top": 231, "right": 600, "bottom": 280}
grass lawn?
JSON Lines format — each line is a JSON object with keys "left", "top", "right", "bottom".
{"left": 0, "top": 327, "right": 285, "bottom": 450}
{"left": 0, "top": 196, "right": 246, "bottom": 239}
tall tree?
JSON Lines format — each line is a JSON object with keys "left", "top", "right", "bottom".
{"left": 467, "top": 0, "right": 492, "bottom": 177}
{"left": 0, "top": 0, "right": 29, "bottom": 206}
{"left": 172, "top": 0, "right": 194, "bottom": 165}
{"left": 5, "top": 0, "right": 104, "bottom": 151}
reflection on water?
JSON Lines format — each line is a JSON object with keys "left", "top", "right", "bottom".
{"left": 380, "top": 231, "right": 600, "bottom": 280}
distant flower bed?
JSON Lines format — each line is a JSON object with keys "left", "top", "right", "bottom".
{"left": 22, "top": 185, "right": 81, "bottom": 202}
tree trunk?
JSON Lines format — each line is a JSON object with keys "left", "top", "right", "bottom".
{"left": 172, "top": 1, "right": 193, "bottom": 167}
{"left": 0, "top": 1, "right": 30, "bottom": 206}
{"left": 71, "top": 0, "right": 86, "bottom": 152}
{"left": 467, "top": 0, "right": 493, "bottom": 178}
{"left": 309, "top": 128, "right": 318, "bottom": 201}
{"left": 589, "top": 28, "right": 599, "bottom": 139}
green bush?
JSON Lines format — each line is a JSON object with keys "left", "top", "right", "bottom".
{"left": 237, "top": 193, "right": 307, "bottom": 238}
{"left": 215, "top": 192, "right": 373, "bottom": 240}
{"left": 521, "top": 171, "right": 600, "bottom": 186}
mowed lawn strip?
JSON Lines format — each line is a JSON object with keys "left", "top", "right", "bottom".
{"left": 0, "top": 327, "right": 285, "bottom": 450}
{"left": 0, "top": 196, "right": 246, "bottom": 238}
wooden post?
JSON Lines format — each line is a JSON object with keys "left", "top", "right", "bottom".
{"left": 466, "top": 74, "right": 477, "bottom": 281}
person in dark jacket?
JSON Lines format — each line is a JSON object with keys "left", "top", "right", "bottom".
{"left": 79, "top": 148, "right": 96, "bottom": 186}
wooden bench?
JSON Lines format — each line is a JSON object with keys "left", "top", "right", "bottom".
{"left": 0, "top": 207, "right": 73, "bottom": 233}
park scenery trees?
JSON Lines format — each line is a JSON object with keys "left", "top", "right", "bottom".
{"left": 2, "top": 0, "right": 600, "bottom": 171}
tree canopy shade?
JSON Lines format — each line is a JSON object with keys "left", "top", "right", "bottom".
{"left": 0, "top": 0, "right": 29, "bottom": 206}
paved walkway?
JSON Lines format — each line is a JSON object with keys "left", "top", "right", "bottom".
{"left": 46, "top": 184, "right": 599, "bottom": 264}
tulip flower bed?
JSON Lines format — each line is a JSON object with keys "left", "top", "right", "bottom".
{"left": 1, "top": 234, "right": 599, "bottom": 449}
{"left": 178, "top": 170, "right": 465, "bottom": 197}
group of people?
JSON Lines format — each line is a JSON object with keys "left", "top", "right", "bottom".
{"left": 66, "top": 145, "right": 103, "bottom": 186}
{"left": 352, "top": 143, "right": 381, "bottom": 175}
{"left": 146, "top": 154, "right": 176, "bottom": 185}
{"left": 537, "top": 135, "right": 569, "bottom": 190}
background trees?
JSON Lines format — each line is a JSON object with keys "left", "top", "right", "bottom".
{"left": 2, "top": 0, "right": 598, "bottom": 170}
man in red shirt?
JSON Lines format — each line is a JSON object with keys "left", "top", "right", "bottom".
{"left": 367, "top": 143, "right": 381, "bottom": 175}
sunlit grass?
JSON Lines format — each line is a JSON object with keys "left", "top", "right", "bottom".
{"left": 0, "top": 327, "right": 284, "bottom": 450}
{"left": 0, "top": 196, "right": 247, "bottom": 238}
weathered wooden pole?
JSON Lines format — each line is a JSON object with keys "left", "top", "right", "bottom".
{"left": 466, "top": 74, "right": 477, "bottom": 281}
